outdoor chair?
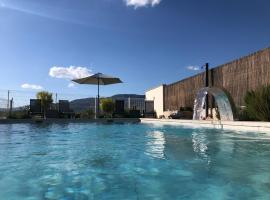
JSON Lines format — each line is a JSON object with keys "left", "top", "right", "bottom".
{"left": 169, "top": 111, "right": 184, "bottom": 119}
{"left": 113, "top": 100, "right": 125, "bottom": 118}
{"left": 29, "top": 99, "right": 42, "bottom": 116}
{"left": 45, "top": 109, "right": 59, "bottom": 118}
{"left": 143, "top": 100, "right": 156, "bottom": 118}
{"left": 169, "top": 107, "right": 193, "bottom": 119}
{"left": 58, "top": 100, "right": 75, "bottom": 118}
{"left": 129, "top": 109, "right": 141, "bottom": 118}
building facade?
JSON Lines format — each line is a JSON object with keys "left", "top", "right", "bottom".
{"left": 145, "top": 85, "right": 165, "bottom": 118}
{"left": 111, "top": 94, "right": 146, "bottom": 114}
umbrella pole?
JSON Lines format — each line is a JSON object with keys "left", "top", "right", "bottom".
{"left": 97, "top": 77, "right": 100, "bottom": 118}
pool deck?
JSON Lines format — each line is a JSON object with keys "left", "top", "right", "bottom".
{"left": 2, "top": 118, "right": 270, "bottom": 133}
{"left": 140, "top": 118, "right": 270, "bottom": 133}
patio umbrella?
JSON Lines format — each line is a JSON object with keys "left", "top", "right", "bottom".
{"left": 72, "top": 73, "right": 123, "bottom": 118}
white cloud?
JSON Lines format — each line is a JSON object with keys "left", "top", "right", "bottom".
{"left": 68, "top": 83, "right": 75, "bottom": 88}
{"left": 49, "top": 66, "right": 92, "bottom": 80}
{"left": 21, "top": 83, "right": 43, "bottom": 90}
{"left": 125, "top": 0, "right": 161, "bottom": 8}
{"left": 186, "top": 65, "right": 200, "bottom": 71}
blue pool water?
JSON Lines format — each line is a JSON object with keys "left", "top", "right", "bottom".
{"left": 0, "top": 123, "right": 270, "bottom": 200}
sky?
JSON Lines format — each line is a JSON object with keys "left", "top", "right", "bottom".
{"left": 0, "top": 0, "right": 270, "bottom": 97}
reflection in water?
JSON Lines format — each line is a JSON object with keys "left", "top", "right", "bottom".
{"left": 192, "top": 130, "right": 211, "bottom": 164}
{"left": 145, "top": 131, "right": 166, "bottom": 159}
{"left": 1, "top": 124, "right": 270, "bottom": 199}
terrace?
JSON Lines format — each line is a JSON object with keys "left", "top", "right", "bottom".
{"left": 1, "top": 0, "right": 270, "bottom": 199}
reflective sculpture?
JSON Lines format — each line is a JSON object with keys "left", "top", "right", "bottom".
{"left": 193, "top": 87, "right": 234, "bottom": 121}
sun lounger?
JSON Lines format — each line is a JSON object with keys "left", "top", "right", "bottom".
{"left": 113, "top": 100, "right": 125, "bottom": 118}
{"left": 29, "top": 99, "right": 42, "bottom": 116}
{"left": 143, "top": 100, "right": 156, "bottom": 118}
{"left": 58, "top": 100, "right": 75, "bottom": 118}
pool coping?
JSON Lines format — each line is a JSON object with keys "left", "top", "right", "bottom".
{"left": 140, "top": 118, "right": 270, "bottom": 133}
{"left": 2, "top": 118, "right": 270, "bottom": 133}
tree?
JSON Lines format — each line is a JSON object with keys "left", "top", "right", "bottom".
{"left": 244, "top": 85, "right": 270, "bottom": 121}
{"left": 36, "top": 91, "right": 53, "bottom": 118}
{"left": 100, "top": 98, "right": 114, "bottom": 118}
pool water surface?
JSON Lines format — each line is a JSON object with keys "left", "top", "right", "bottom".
{"left": 0, "top": 123, "right": 270, "bottom": 199}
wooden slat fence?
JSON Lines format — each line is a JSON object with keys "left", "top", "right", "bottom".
{"left": 164, "top": 47, "right": 270, "bottom": 110}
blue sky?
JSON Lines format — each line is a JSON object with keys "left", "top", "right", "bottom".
{"left": 0, "top": 0, "right": 270, "bottom": 97}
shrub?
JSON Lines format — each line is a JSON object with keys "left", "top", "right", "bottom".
{"left": 36, "top": 91, "right": 53, "bottom": 118}
{"left": 8, "top": 109, "right": 30, "bottom": 119}
{"left": 237, "top": 107, "right": 255, "bottom": 121}
{"left": 244, "top": 85, "right": 270, "bottom": 121}
{"left": 79, "top": 109, "right": 95, "bottom": 119}
{"left": 100, "top": 99, "right": 114, "bottom": 118}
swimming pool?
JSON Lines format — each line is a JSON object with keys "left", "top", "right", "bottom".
{"left": 0, "top": 123, "right": 270, "bottom": 199}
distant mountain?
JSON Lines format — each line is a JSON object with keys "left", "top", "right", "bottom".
{"left": 111, "top": 94, "right": 145, "bottom": 99}
{"left": 0, "top": 105, "right": 29, "bottom": 113}
{"left": 70, "top": 97, "right": 96, "bottom": 112}
{"left": 0, "top": 94, "right": 146, "bottom": 113}
{"left": 70, "top": 94, "right": 145, "bottom": 112}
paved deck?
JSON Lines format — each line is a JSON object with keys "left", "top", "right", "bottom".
{"left": 140, "top": 118, "right": 270, "bottom": 133}
{"left": 2, "top": 118, "right": 270, "bottom": 133}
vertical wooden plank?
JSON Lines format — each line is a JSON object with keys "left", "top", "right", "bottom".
{"left": 164, "top": 47, "right": 270, "bottom": 111}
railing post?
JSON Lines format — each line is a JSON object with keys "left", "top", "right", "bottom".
{"left": 9, "top": 98, "right": 13, "bottom": 118}
{"left": 128, "top": 97, "right": 131, "bottom": 111}
{"left": 7, "top": 90, "right": 10, "bottom": 109}
{"left": 205, "top": 63, "right": 209, "bottom": 118}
